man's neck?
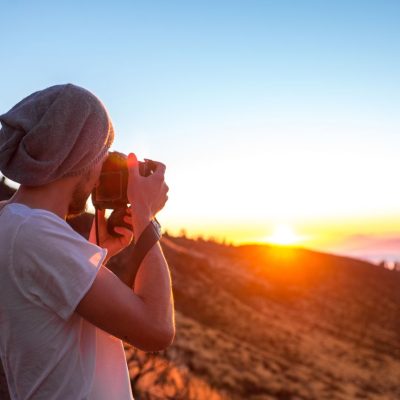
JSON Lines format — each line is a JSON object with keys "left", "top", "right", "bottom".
{"left": 7, "top": 188, "right": 70, "bottom": 220}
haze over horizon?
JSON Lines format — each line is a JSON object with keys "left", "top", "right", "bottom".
{"left": 1, "top": 1, "right": 400, "bottom": 263}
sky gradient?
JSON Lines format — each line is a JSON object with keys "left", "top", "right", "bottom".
{"left": 1, "top": 1, "right": 400, "bottom": 261}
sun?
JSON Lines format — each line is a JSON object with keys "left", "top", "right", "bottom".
{"left": 264, "top": 224, "right": 303, "bottom": 246}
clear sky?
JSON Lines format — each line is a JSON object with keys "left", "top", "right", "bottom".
{"left": 1, "top": 1, "right": 400, "bottom": 259}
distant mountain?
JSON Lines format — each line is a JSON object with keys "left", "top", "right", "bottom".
{"left": 1, "top": 178, "right": 400, "bottom": 399}
{"left": 328, "top": 233, "right": 400, "bottom": 264}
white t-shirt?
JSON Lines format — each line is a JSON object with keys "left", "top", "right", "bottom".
{"left": 0, "top": 202, "right": 134, "bottom": 400}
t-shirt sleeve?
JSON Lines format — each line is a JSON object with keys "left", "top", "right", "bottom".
{"left": 12, "top": 212, "right": 108, "bottom": 321}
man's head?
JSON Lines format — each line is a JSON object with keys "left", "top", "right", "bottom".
{"left": 0, "top": 83, "right": 114, "bottom": 187}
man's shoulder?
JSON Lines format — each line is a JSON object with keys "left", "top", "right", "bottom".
{"left": 14, "top": 206, "right": 84, "bottom": 244}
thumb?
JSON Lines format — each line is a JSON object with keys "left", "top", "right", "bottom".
{"left": 127, "top": 153, "right": 139, "bottom": 181}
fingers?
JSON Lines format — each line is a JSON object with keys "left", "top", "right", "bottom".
{"left": 153, "top": 161, "right": 166, "bottom": 176}
{"left": 163, "top": 195, "right": 168, "bottom": 207}
{"left": 128, "top": 155, "right": 166, "bottom": 177}
{"left": 126, "top": 154, "right": 169, "bottom": 215}
{"left": 114, "top": 227, "right": 134, "bottom": 242}
{"left": 162, "top": 183, "right": 169, "bottom": 201}
{"left": 114, "top": 226, "right": 133, "bottom": 235}
{"left": 123, "top": 214, "right": 132, "bottom": 224}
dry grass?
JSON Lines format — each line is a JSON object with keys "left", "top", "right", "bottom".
{"left": 133, "top": 235, "right": 400, "bottom": 400}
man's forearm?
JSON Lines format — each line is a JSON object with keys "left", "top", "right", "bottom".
{"left": 104, "top": 214, "right": 174, "bottom": 337}
{"left": 133, "top": 241, "right": 174, "bottom": 333}
{"left": 100, "top": 224, "right": 174, "bottom": 344}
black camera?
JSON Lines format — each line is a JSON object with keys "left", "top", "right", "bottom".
{"left": 91, "top": 151, "right": 157, "bottom": 237}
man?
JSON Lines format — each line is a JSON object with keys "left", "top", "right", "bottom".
{"left": 0, "top": 84, "right": 175, "bottom": 399}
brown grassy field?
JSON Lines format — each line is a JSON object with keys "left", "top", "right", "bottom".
{"left": 151, "top": 235, "right": 400, "bottom": 400}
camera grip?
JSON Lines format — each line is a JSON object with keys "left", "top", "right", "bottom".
{"left": 107, "top": 208, "right": 133, "bottom": 237}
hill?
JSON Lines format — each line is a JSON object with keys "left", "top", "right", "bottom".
{"left": 1, "top": 178, "right": 400, "bottom": 399}
{"left": 156, "top": 236, "right": 400, "bottom": 399}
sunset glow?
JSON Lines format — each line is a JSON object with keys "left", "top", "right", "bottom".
{"left": 264, "top": 224, "right": 304, "bottom": 246}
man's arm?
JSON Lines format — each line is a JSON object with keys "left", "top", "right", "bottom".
{"left": 134, "top": 242, "right": 174, "bottom": 329}
{"left": 129, "top": 217, "right": 175, "bottom": 338}
{"left": 75, "top": 215, "right": 175, "bottom": 351}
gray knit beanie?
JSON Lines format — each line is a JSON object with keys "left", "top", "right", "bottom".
{"left": 0, "top": 83, "right": 114, "bottom": 186}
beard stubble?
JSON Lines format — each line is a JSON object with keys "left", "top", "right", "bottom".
{"left": 67, "top": 171, "right": 93, "bottom": 218}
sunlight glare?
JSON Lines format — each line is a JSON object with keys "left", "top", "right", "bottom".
{"left": 265, "top": 224, "right": 304, "bottom": 246}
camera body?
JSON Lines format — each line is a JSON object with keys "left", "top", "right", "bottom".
{"left": 92, "top": 151, "right": 156, "bottom": 210}
{"left": 91, "top": 151, "right": 157, "bottom": 237}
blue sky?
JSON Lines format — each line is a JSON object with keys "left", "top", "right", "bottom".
{"left": 1, "top": 1, "right": 400, "bottom": 252}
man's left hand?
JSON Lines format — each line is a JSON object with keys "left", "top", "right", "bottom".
{"left": 89, "top": 207, "right": 134, "bottom": 263}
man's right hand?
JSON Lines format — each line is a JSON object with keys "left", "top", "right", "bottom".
{"left": 127, "top": 153, "right": 169, "bottom": 235}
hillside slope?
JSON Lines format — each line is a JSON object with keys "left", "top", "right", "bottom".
{"left": 160, "top": 236, "right": 400, "bottom": 400}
